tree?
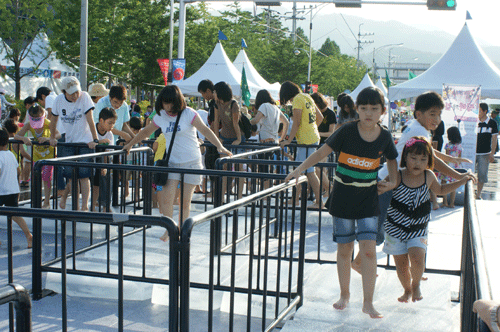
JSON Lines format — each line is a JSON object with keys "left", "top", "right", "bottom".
{"left": 0, "top": 0, "right": 54, "bottom": 99}
{"left": 319, "top": 38, "right": 341, "bottom": 57}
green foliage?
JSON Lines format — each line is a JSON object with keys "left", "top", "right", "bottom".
{"left": 41, "top": 1, "right": 366, "bottom": 99}
{"left": 0, "top": 0, "right": 55, "bottom": 98}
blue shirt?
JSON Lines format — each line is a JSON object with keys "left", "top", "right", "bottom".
{"left": 94, "top": 95, "right": 130, "bottom": 143}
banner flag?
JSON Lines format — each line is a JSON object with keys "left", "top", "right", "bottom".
{"left": 442, "top": 84, "right": 481, "bottom": 172}
{"left": 408, "top": 71, "right": 417, "bottom": 80}
{"left": 157, "top": 59, "right": 169, "bottom": 85}
{"left": 385, "top": 70, "right": 391, "bottom": 88}
{"left": 241, "top": 38, "right": 248, "bottom": 48}
{"left": 218, "top": 30, "right": 228, "bottom": 41}
{"left": 241, "top": 66, "right": 251, "bottom": 107}
{"left": 172, "top": 58, "right": 186, "bottom": 83}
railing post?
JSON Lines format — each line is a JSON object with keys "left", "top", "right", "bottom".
{"left": 169, "top": 223, "right": 180, "bottom": 332}
{"left": 31, "top": 164, "right": 43, "bottom": 300}
{"left": 0, "top": 284, "right": 32, "bottom": 332}
{"left": 112, "top": 154, "right": 120, "bottom": 207}
{"left": 179, "top": 224, "right": 191, "bottom": 332}
{"left": 297, "top": 182, "right": 307, "bottom": 308}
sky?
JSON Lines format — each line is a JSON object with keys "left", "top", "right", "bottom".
{"left": 209, "top": 0, "right": 500, "bottom": 47}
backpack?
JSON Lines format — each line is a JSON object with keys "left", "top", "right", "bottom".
{"left": 238, "top": 111, "right": 252, "bottom": 139}
{"left": 216, "top": 100, "right": 252, "bottom": 140}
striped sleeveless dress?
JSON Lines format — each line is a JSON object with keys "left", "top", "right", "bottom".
{"left": 384, "top": 171, "right": 431, "bottom": 240}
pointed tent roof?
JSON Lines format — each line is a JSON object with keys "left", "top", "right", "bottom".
{"left": 376, "top": 78, "right": 388, "bottom": 96}
{"left": 389, "top": 23, "right": 500, "bottom": 100}
{"left": 350, "top": 73, "right": 375, "bottom": 101}
{"left": 233, "top": 49, "right": 280, "bottom": 100}
{"left": 0, "top": 33, "right": 78, "bottom": 98}
{"left": 173, "top": 42, "right": 261, "bottom": 98}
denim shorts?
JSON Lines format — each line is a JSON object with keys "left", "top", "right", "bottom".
{"left": 476, "top": 154, "right": 489, "bottom": 183}
{"left": 58, "top": 145, "right": 93, "bottom": 179}
{"left": 383, "top": 233, "right": 428, "bottom": 255}
{"left": 296, "top": 144, "right": 318, "bottom": 174}
{"left": 332, "top": 216, "right": 378, "bottom": 243}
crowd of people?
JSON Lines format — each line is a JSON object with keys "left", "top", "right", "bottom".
{"left": 0, "top": 78, "right": 496, "bottom": 324}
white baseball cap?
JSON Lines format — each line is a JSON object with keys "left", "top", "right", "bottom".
{"left": 61, "top": 76, "right": 81, "bottom": 95}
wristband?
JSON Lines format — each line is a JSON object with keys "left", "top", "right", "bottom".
{"left": 491, "top": 305, "right": 500, "bottom": 332}
{"left": 93, "top": 139, "right": 99, "bottom": 143}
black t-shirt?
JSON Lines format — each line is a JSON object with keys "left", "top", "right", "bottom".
{"left": 325, "top": 121, "right": 398, "bottom": 219}
{"left": 318, "top": 107, "right": 337, "bottom": 144}
{"left": 432, "top": 120, "right": 445, "bottom": 152}
{"left": 476, "top": 118, "right": 499, "bottom": 154}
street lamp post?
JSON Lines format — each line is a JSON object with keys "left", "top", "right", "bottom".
{"left": 372, "top": 43, "right": 403, "bottom": 78}
{"left": 294, "top": 48, "right": 311, "bottom": 83}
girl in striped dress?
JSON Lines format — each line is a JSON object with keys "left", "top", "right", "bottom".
{"left": 383, "top": 136, "right": 473, "bottom": 303}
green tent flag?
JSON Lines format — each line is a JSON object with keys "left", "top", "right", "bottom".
{"left": 409, "top": 71, "right": 417, "bottom": 80}
{"left": 385, "top": 70, "right": 392, "bottom": 88}
{"left": 241, "top": 66, "right": 251, "bottom": 107}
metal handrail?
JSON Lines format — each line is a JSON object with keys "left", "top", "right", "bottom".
{"left": 460, "top": 181, "right": 492, "bottom": 331}
{"left": 179, "top": 176, "right": 308, "bottom": 332}
{"left": 0, "top": 284, "right": 31, "bottom": 332}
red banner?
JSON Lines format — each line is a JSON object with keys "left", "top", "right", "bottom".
{"left": 157, "top": 59, "right": 170, "bottom": 86}
{"left": 312, "top": 84, "right": 318, "bottom": 93}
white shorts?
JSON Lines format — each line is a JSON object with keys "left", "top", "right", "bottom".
{"left": 383, "top": 233, "right": 428, "bottom": 255}
{"left": 168, "top": 160, "right": 204, "bottom": 185}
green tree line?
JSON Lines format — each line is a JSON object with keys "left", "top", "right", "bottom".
{"left": 0, "top": 0, "right": 367, "bottom": 100}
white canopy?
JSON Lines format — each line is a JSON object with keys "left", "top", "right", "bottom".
{"left": 376, "top": 78, "right": 388, "bottom": 96}
{"left": 389, "top": 23, "right": 500, "bottom": 100}
{"left": 0, "top": 33, "right": 77, "bottom": 99}
{"left": 173, "top": 42, "right": 261, "bottom": 98}
{"left": 350, "top": 73, "right": 388, "bottom": 104}
{"left": 350, "top": 73, "right": 375, "bottom": 101}
{"left": 233, "top": 49, "right": 280, "bottom": 100}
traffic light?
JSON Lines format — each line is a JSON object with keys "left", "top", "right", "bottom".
{"left": 335, "top": 0, "right": 361, "bottom": 8}
{"left": 427, "top": 0, "right": 456, "bottom": 10}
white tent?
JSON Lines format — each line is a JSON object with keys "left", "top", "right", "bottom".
{"left": 233, "top": 49, "right": 280, "bottom": 100}
{"left": 350, "top": 73, "right": 375, "bottom": 101}
{"left": 376, "top": 78, "right": 388, "bottom": 96}
{"left": 350, "top": 73, "right": 389, "bottom": 104}
{"left": 389, "top": 23, "right": 500, "bottom": 100}
{"left": 0, "top": 33, "right": 78, "bottom": 99}
{"left": 173, "top": 42, "right": 261, "bottom": 98}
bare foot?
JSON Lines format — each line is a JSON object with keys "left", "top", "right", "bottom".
{"left": 351, "top": 261, "right": 362, "bottom": 275}
{"left": 362, "top": 303, "right": 383, "bottom": 318}
{"left": 42, "top": 204, "right": 50, "bottom": 209}
{"left": 307, "top": 202, "right": 323, "bottom": 210}
{"left": 449, "top": 204, "right": 455, "bottom": 208}
{"left": 160, "top": 232, "right": 169, "bottom": 242}
{"left": 432, "top": 203, "right": 440, "bottom": 210}
{"left": 27, "top": 234, "right": 33, "bottom": 249}
{"left": 59, "top": 200, "right": 66, "bottom": 209}
{"left": 412, "top": 285, "right": 423, "bottom": 302}
{"left": 398, "top": 290, "right": 412, "bottom": 303}
{"left": 333, "top": 296, "right": 350, "bottom": 310}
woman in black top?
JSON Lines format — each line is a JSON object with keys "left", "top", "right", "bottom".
{"left": 311, "top": 92, "right": 337, "bottom": 197}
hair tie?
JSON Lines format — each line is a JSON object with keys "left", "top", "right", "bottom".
{"left": 405, "top": 138, "right": 427, "bottom": 148}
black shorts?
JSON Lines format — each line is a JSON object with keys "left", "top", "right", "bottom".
{"left": 0, "top": 193, "right": 19, "bottom": 207}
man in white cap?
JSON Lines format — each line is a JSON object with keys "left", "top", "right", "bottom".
{"left": 49, "top": 76, "right": 99, "bottom": 211}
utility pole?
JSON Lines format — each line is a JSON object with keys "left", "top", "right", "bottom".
{"left": 283, "top": 3, "right": 305, "bottom": 43}
{"left": 356, "top": 23, "right": 373, "bottom": 68}
{"left": 80, "top": 0, "right": 88, "bottom": 90}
